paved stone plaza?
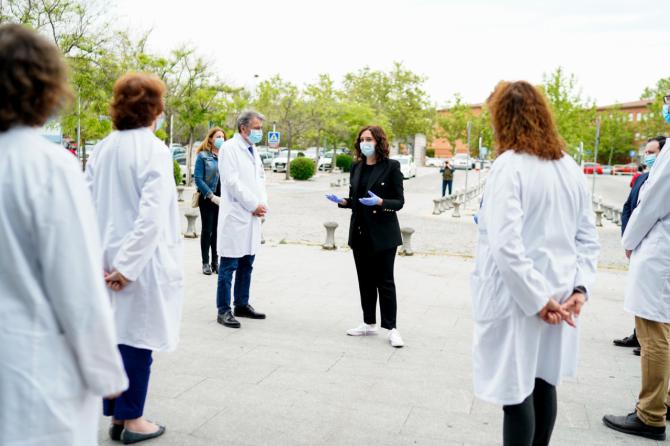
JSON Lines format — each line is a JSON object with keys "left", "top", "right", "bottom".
{"left": 99, "top": 168, "right": 658, "bottom": 445}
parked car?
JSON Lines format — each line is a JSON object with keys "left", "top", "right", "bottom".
{"left": 583, "top": 162, "right": 603, "bottom": 175}
{"left": 481, "top": 160, "right": 493, "bottom": 169}
{"left": 425, "top": 157, "right": 446, "bottom": 167}
{"left": 612, "top": 163, "right": 638, "bottom": 175}
{"left": 258, "top": 151, "right": 274, "bottom": 169}
{"left": 317, "top": 148, "right": 351, "bottom": 171}
{"left": 601, "top": 165, "right": 613, "bottom": 175}
{"left": 170, "top": 144, "right": 185, "bottom": 159}
{"left": 452, "top": 153, "right": 476, "bottom": 170}
{"left": 391, "top": 155, "right": 417, "bottom": 179}
{"left": 271, "top": 150, "right": 301, "bottom": 172}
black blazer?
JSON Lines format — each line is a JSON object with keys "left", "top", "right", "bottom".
{"left": 621, "top": 172, "right": 649, "bottom": 235}
{"left": 339, "top": 158, "right": 404, "bottom": 251}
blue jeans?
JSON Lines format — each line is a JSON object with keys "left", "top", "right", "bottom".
{"left": 216, "top": 255, "right": 255, "bottom": 314}
{"left": 442, "top": 180, "right": 453, "bottom": 196}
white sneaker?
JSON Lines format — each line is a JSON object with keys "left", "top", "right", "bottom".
{"left": 346, "top": 323, "right": 378, "bottom": 336}
{"left": 389, "top": 329, "right": 404, "bottom": 348}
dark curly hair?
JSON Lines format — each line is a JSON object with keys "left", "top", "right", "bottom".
{"left": 488, "top": 81, "right": 565, "bottom": 161}
{"left": 0, "top": 24, "right": 72, "bottom": 132}
{"left": 110, "top": 73, "right": 166, "bottom": 130}
{"left": 354, "top": 125, "right": 390, "bottom": 161}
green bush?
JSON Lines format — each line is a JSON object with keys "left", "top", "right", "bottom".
{"left": 336, "top": 154, "right": 353, "bottom": 172}
{"left": 297, "top": 151, "right": 305, "bottom": 157}
{"left": 173, "top": 160, "right": 183, "bottom": 185}
{"left": 426, "top": 148, "right": 435, "bottom": 158}
{"left": 289, "top": 157, "right": 316, "bottom": 180}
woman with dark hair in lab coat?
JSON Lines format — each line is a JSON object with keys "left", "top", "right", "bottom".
{"left": 471, "top": 81, "right": 599, "bottom": 446}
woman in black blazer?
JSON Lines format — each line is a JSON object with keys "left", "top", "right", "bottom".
{"left": 326, "top": 125, "right": 405, "bottom": 348}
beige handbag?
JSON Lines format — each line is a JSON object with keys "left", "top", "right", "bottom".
{"left": 191, "top": 190, "right": 200, "bottom": 208}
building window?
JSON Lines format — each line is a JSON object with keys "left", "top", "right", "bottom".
{"left": 637, "top": 112, "right": 642, "bottom": 122}
{"left": 628, "top": 113, "right": 634, "bottom": 122}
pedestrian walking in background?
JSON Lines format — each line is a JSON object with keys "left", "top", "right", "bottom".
{"left": 471, "top": 81, "right": 599, "bottom": 446}
{"left": 603, "top": 98, "right": 670, "bottom": 441}
{"left": 440, "top": 159, "right": 454, "bottom": 196}
{"left": 215, "top": 110, "right": 268, "bottom": 328}
{"left": 0, "top": 24, "right": 128, "bottom": 446}
{"left": 86, "top": 72, "right": 184, "bottom": 444}
{"left": 326, "top": 125, "right": 406, "bottom": 348}
{"left": 194, "top": 127, "right": 224, "bottom": 275}
{"left": 612, "top": 135, "right": 666, "bottom": 355}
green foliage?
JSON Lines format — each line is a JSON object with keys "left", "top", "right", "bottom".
{"left": 336, "top": 154, "right": 353, "bottom": 172}
{"left": 640, "top": 77, "right": 670, "bottom": 138}
{"left": 425, "top": 148, "right": 435, "bottom": 158}
{"left": 289, "top": 157, "right": 315, "bottom": 180}
{"left": 437, "top": 94, "right": 474, "bottom": 154}
{"left": 173, "top": 160, "right": 183, "bottom": 185}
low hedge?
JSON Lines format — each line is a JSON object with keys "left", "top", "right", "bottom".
{"left": 289, "top": 157, "right": 316, "bottom": 180}
{"left": 336, "top": 154, "right": 353, "bottom": 172}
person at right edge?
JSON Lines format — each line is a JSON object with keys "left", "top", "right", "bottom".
{"left": 612, "top": 135, "right": 666, "bottom": 355}
{"left": 325, "top": 125, "right": 405, "bottom": 348}
{"left": 471, "top": 81, "right": 599, "bottom": 446}
{"left": 603, "top": 95, "right": 670, "bottom": 441}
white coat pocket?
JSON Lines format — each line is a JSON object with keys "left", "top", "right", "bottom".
{"left": 470, "top": 272, "right": 513, "bottom": 322}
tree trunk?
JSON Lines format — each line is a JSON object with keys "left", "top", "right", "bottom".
{"left": 285, "top": 124, "right": 292, "bottom": 180}
{"left": 186, "top": 130, "right": 194, "bottom": 186}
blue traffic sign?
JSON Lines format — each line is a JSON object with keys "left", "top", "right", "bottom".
{"left": 268, "top": 131, "right": 280, "bottom": 146}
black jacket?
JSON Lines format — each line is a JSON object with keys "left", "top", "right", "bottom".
{"left": 621, "top": 172, "right": 649, "bottom": 235}
{"left": 339, "top": 158, "right": 404, "bottom": 251}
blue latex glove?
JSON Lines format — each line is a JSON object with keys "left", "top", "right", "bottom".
{"left": 326, "top": 193, "right": 344, "bottom": 204}
{"left": 359, "top": 191, "right": 382, "bottom": 207}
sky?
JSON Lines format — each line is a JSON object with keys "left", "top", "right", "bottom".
{"left": 113, "top": 0, "right": 669, "bottom": 108}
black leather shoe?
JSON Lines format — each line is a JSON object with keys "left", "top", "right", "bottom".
{"left": 234, "top": 304, "right": 266, "bottom": 319}
{"left": 217, "top": 311, "right": 241, "bottom": 328}
{"left": 603, "top": 412, "right": 666, "bottom": 440}
{"left": 202, "top": 264, "right": 212, "bottom": 275}
{"left": 211, "top": 262, "right": 218, "bottom": 274}
{"left": 613, "top": 332, "right": 640, "bottom": 347}
{"left": 121, "top": 425, "right": 166, "bottom": 444}
{"left": 109, "top": 423, "right": 124, "bottom": 441}
{"left": 633, "top": 347, "right": 641, "bottom": 356}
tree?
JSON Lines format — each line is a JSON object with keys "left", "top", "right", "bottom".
{"left": 254, "top": 76, "right": 310, "bottom": 179}
{"left": 541, "top": 67, "right": 596, "bottom": 157}
{"left": 343, "top": 62, "right": 434, "bottom": 149}
{"left": 599, "top": 109, "right": 636, "bottom": 164}
{"left": 437, "top": 94, "right": 474, "bottom": 155}
{"left": 640, "top": 77, "right": 670, "bottom": 139}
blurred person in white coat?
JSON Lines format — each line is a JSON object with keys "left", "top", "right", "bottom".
{"left": 0, "top": 24, "right": 128, "bottom": 446}
{"left": 86, "top": 73, "right": 184, "bottom": 444}
{"left": 471, "top": 81, "right": 599, "bottom": 446}
{"left": 215, "top": 111, "right": 268, "bottom": 328}
{"left": 603, "top": 95, "right": 670, "bottom": 441}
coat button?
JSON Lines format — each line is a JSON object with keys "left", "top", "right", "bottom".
{"left": 381, "top": 182, "right": 385, "bottom": 186}
{"left": 373, "top": 210, "right": 377, "bottom": 214}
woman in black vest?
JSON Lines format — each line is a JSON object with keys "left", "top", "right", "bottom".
{"left": 326, "top": 125, "right": 405, "bottom": 348}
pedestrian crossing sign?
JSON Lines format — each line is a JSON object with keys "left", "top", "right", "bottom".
{"left": 268, "top": 131, "right": 280, "bottom": 147}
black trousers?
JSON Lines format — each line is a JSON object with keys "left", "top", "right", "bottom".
{"left": 503, "top": 378, "right": 557, "bottom": 446}
{"left": 198, "top": 196, "right": 218, "bottom": 265}
{"left": 352, "top": 243, "right": 398, "bottom": 330}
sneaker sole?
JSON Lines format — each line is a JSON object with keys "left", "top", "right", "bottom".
{"left": 602, "top": 417, "right": 666, "bottom": 441}
{"left": 346, "top": 331, "right": 378, "bottom": 336}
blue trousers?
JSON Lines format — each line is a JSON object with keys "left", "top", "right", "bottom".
{"left": 103, "top": 344, "right": 153, "bottom": 420}
{"left": 216, "top": 255, "right": 255, "bottom": 314}
{"left": 442, "top": 180, "right": 453, "bottom": 196}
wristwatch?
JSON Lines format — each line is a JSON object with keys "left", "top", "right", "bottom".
{"left": 573, "top": 285, "right": 587, "bottom": 295}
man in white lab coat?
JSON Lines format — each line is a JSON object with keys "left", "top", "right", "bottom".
{"left": 603, "top": 95, "right": 670, "bottom": 441}
{"left": 0, "top": 24, "right": 128, "bottom": 446}
{"left": 216, "top": 111, "right": 268, "bottom": 328}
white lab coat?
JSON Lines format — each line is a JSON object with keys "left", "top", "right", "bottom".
{"left": 471, "top": 151, "right": 599, "bottom": 405}
{"left": 217, "top": 133, "right": 268, "bottom": 258}
{"left": 623, "top": 141, "right": 670, "bottom": 323}
{"left": 86, "top": 128, "right": 184, "bottom": 352}
{"left": 0, "top": 127, "right": 128, "bottom": 445}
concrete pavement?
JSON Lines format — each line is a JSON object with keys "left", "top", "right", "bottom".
{"left": 99, "top": 239, "right": 657, "bottom": 445}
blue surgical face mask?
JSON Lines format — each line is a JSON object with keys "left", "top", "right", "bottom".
{"left": 248, "top": 129, "right": 263, "bottom": 144}
{"left": 644, "top": 153, "right": 657, "bottom": 168}
{"left": 213, "top": 137, "right": 224, "bottom": 149}
{"left": 663, "top": 104, "right": 670, "bottom": 124}
{"left": 154, "top": 115, "right": 165, "bottom": 131}
{"left": 360, "top": 142, "right": 375, "bottom": 157}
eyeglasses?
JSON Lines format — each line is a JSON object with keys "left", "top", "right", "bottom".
{"left": 664, "top": 95, "right": 670, "bottom": 105}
